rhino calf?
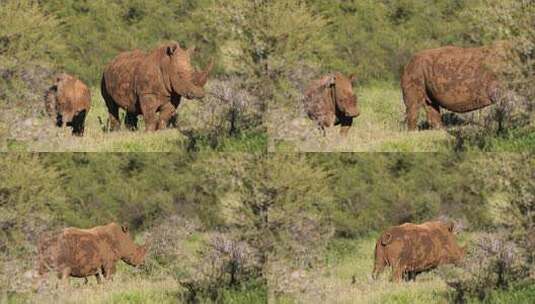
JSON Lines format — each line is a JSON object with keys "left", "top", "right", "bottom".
{"left": 372, "top": 220, "right": 465, "bottom": 282}
{"left": 36, "top": 223, "right": 148, "bottom": 288}
{"left": 44, "top": 73, "right": 91, "bottom": 136}
{"left": 304, "top": 72, "right": 359, "bottom": 136}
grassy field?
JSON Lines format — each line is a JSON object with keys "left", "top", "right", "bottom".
{"left": 269, "top": 83, "right": 452, "bottom": 152}
{"left": 275, "top": 236, "right": 451, "bottom": 304}
{"left": 1, "top": 86, "right": 266, "bottom": 153}
{"left": 274, "top": 235, "right": 535, "bottom": 304}
{"left": 2, "top": 82, "right": 531, "bottom": 152}
{"left": 269, "top": 82, "right": 533, "bottom": 152}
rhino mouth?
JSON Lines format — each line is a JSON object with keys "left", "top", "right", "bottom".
{"left": 122, "top": 256, "right": 144, "bottom": 267}
{"left": 345, "top": 108, "right": 360, "bottom": 118}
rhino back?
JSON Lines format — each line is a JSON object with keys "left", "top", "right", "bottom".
{"left": 385, "top": 225, "right": 445, "bottom": 272}
{"left": 420, "top": 46, "right": 499, "bottom": 112}
{"left": 57, "top": 229, "right": 114, "bottom": 277}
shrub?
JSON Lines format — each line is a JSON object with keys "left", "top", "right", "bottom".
{"left": 178, "top": 76, "right": 266, "bottom": 152}
{"left": 179, "top": 233, "right": 264, "bottom": 303}
{"left": 447, "top": 233, "right": 532, "bottom": 303}
{"left": 0, "top": 0, "right": 63, "bottom": 103}
{"left": 0, "top": 154, "right": 66, "bottom": 255}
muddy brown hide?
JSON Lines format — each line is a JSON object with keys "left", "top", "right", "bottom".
{"left": 36, "top": 223, "right": 148, "bottom": 286}
{"left": 44, "top": 73, "right": 91, "bottom": 136}
{"left": 372, "top": 221, "right": 464, "bottom": 282}
{"left": 401, "top": 45, "right": 507, "bottom": 130}
{"left": 304, "top": 72, "right": 359, "bottom": 136}
{"left": 101, "top": 42, "right": 213, "bottom": 131}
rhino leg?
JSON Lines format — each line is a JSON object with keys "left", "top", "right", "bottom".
{"left": 402, "top": 83, "right": 427, "bottom": 131}
{"left": 139, "top": 95, "right": 160, "bottom": 132}
{"left": 71, "top": 110, "right": 87, "bottom": 136}
{"left": 95, "top": 271, "right": 102, "bottom": 284}
{"left": 425, "top": 101, "right": 442, "bottom": 129}
{"left": 339, "top": 116, "right": 353, "bottom": 136}
{"left": 60, "top": 267, "right": 71, "bottom": 288}
{"left": 102, "top": 262, "right": 117, "bottom": 281}
{"left": 104, "top": 98, "right": 121, "bottom": 131}
{"left": 405, "top": 100, "right": 422, "bottom": 131}
{"left": 125, "top": 112, "right": 139, "bottom": 131}
{"left": 372, "top": 259, "right": 386, "bottom": 280}
{"left": 391, "top": 263, "right": 403, "bottom": 282}
{"left": 372, "top": 242, "right": 387, "bottom": 280}
{"left": 101, "top": 76, "right": 121, "bottom": 131}
{"left": 158, "top": 102, "right": 176, "bottom": 130}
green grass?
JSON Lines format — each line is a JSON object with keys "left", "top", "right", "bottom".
{"left": 465, "top": 283, "right": 535, "bottom": 304}
{"left": 220, "top": 280, "right": 268, "bottom": 304}
{"left": 463, "top": 128, "right": 535, "bottom": 152}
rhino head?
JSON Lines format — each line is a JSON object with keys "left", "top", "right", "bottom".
{"left": 440, "top": 221, "right": 465, "bottom": 265}
{"left": 332, "top": 73, "right": 359, "bottom": 118}
{"left": 113, "top": 224, "right": 149, "bottom": 267}
{"left": 163, "top": 43, "right": 206, "bottom": 100}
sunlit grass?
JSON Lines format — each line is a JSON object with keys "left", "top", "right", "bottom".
{"left": 270, "top": 82, "right": 454, "bottom": 152}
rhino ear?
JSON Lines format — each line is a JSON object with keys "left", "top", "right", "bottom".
{"left": 187, "top": 45, "right": 196, "bottom": 56}
{"left": 121, "top": 224, "right": 129, "bottom": 233}
{"left": 448, "top": 222, "right": 455, "bottom": 233}
{"left": 166, "top": 43, "right": 180, "bottom": 56}
{"left": 349, "top": 74, "right": 357, "bottom": 85}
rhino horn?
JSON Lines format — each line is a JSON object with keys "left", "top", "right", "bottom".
{"left": 193, "top": 59, "right": 214, "bottom": 87}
